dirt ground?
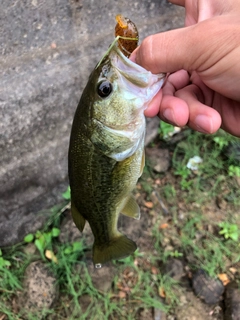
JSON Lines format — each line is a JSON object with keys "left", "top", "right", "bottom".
{"left": 1, "top": 129, "right": 240, "bottom": 320}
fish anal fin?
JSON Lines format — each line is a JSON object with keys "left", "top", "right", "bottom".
{"left": 93, "top": 234, "right": 137, "bottom": 266}
{"left": 121, "top": 195, "right": 140, "bottom": 220}
{"left": 71, "top": 200, "right": 86, "bottom": 232}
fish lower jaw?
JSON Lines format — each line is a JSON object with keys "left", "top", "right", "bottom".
{"left": 109, "top": 136, "right": 144, "bottom": 161}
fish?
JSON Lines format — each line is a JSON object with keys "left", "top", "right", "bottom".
{"left": 68, "top": 19, "right": 165, "bottom": 267}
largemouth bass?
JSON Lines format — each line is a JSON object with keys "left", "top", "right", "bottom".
{"left": 68, "top": 18, "right": 165, "bottom": 267}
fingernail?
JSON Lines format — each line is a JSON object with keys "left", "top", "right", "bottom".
{"left": 163, "top": 108, "right": 175, "bottom": 125}
{"left": 195, "top": 115, "right": 213, "bottom": 133}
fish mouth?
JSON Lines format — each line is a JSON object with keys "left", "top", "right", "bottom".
{"left": 110, "top": 45, "right": 165, "bottom": 88}
{"left": 93, "top": 118, "right": 144, "bottom": 139}
{"left": 91, "top": 118, "right": 145, "bottom": 161}
{"left": 108, "top": 45, "right": 165, "bottom": 108}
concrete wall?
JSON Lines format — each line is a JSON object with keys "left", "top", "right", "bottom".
{"left": 0, "top": 0, "right": 184, "bottom": 246}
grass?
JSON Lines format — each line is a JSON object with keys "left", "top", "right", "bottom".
{"left": 1, "top": 127, "right": 240, "bottom": 319}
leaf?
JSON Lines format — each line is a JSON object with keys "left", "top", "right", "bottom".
{"left": 64, "top": 247, "right": 72, "bottom": 255}
{"left": 51, "top": 228, "right": 60, "bottom": 238}
{"left": 218, "top": 273, "right": 230, "bottom": 286}
{"left": 229, "top": 267, "right": 237, "bottom": 274}
{"left": 118, "top": 291, "right": 127, "bottom": 299}
{"left": 43, "top": 233, "right": 52, "bottom": 246}
{"left": 4, "top": 260, "right": 11, "bottom": 267}
{"left": 35, "top": 230, "right": 42, "bottom": 238}
{"left": 0, "top": 313, "right": 6, "bottom": 320}
{"left": 62, "top": 186, "right": 71, "bottom": 200}
{"left": 151, "top": 266, "right": 159, "bottom": 275}
{"left": 213, "top": 137, "right": 229, "bottom": 149}
{"left": 143, "top": 201, "right": 153, "bottom": 209}
{"left": 24, "top": 233, "right": 34, "bottom": 243}
{"left": 72, "top": 241, "right": 84, "bottom": 252}
{"left": 230, "top": 225, "right": 238, "bottom": 232}
{"left": 159, "top": 223, "right": 169, "bottom": 230}
{"left": 0, "top": 257, "right": 11, "bottom": 268}
{"left": 219, "top": 228, "right": 226, "bottom": 235}
{"left": 34, "top": 239, "right": 44, "bottom": 253}
{"left": 158, "top": 286, "right": 166, "bottom": 298}
{"left": 230, "top": 232, "right": 239, "bottom": 242}
{"left": 45, "top": 250, "right": 58, "bottom": 263}
{"left": 0, "top": 257, "right": 4, "bottom": 267}
{"left": 228, "top": 165, "right": 240, "bottom": 177}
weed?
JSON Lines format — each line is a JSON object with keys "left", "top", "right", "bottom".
{"left": 157, "top": 273, "right": 180, "bottom": 306}
{"left": 62, "top": 186, "right": 71, "bottom": 200}
{"left": 63, "top": 241, "right": 85, "bottom": 255}
{"left": 218, "top": 222, "right": 239, "bottom": 241}
{"left": 213, "top": 136, "right": 229, "bottom": 150}
{"left": 159, "top": 122, "right": 176, "bottom": 139}
{"left": 24, "top": 227, "right": 60, "bottom": 259}
{"left": 228, "top": 165, "right": 240, "bottom": 177}
{"left": 164, "top": 250, "right": 183, "bottom": 259}
{"left": 179, "top": 214, "right": 239, "bottom": 276}
{"left": 0, "top": 249, "right": 11, "bottom": 268}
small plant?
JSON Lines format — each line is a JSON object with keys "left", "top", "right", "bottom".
{"left": 218, "top": 222, "right": 239, "bottom": 241}
{"left": 159, "top": 121, "right": 176, "bottom": 139}
{"left": 168, "top": 250, "right": 183, "bottom": 259}
{"left": 174, "top": 166, "right": 190, "bottom": 180}
{"left": 228, "top": 165, "right": 240, "bottom": 177}
{"left": 62, "top": 186, "right": 71, "bottom": 200}
{"left": 0, "top": 249, "right": 11, "bottom": 268}
{"left": 174, "top": 165, "right": 192, "bottom": 190}
{"left": 213, "top": 136, "right": 229, "bottom": 150}
{"left": 161, "top": 249, "right": 183, "bottom": 263}
{"left": 24, "top": 227, "right": 60, "bottom": 257}
{"left": 63, "top": 241, "right": 85, "bottom": 255}
{"left": 157, "top": 273, "right": 180, "bottom": 307}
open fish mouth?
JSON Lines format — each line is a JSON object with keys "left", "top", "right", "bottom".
{"left": 111, "top": 45, "right": 165, "bottom": 90}
{"left": 106, "top": 45, "right": 166, "bottom": 112}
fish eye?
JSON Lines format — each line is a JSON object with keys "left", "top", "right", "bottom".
{"left": 97, "top": 80, "right": 112, "bottom": 98}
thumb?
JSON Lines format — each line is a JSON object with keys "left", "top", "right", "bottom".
{"left": 130, "top": 26, "right": 199, "bottom": 73}
{"left": 131, "top": 16, "right": 240, "bottom": 75}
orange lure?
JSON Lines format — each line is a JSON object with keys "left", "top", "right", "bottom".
{"left": 115, "top": 14, "right": 138, "bottom": 57}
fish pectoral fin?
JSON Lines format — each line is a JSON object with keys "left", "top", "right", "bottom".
{"left": 71, "top": 200, "right": 86, "bottom": 232}
{"left": 93, "top": 234, "right": 137, "bottom": 266}
{"left": 121, "top": 195, "right": 140, "bottom": 220}
{"left": 140, "top": 151, "right": 145, "bottom": 176}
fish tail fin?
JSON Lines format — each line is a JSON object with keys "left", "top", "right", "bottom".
{"left": 93, "top": 234, "right": 137, "bottom": 267}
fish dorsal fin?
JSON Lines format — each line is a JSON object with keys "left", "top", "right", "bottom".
{"left": 121, "top": 195, "right": 140, "bottom": 220}
{"left": 71, "top": 200, "right": 86, "bottom": 232}
{"left": 140, "top": 150, "right": 145, "bottom": 176}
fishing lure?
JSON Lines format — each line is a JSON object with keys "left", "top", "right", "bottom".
{"left": 96, "top": 15, "right": 138, "bottom": 69}
{"left": 115, "top": 14, "right": 139, "bottom": 57}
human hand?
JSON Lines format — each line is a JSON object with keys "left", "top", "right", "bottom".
{"left": 131, "top": 0, "right": 240, "bottom": 137}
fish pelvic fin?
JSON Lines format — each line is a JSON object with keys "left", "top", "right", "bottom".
{"left": 93, "top": 234, "right": 137, "bottom": 266}
{"left": 71, "top": 200, "right": 86, "bottom": 232}
{"left": 121, "top": 195, "right": 140, "bottom": 220}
